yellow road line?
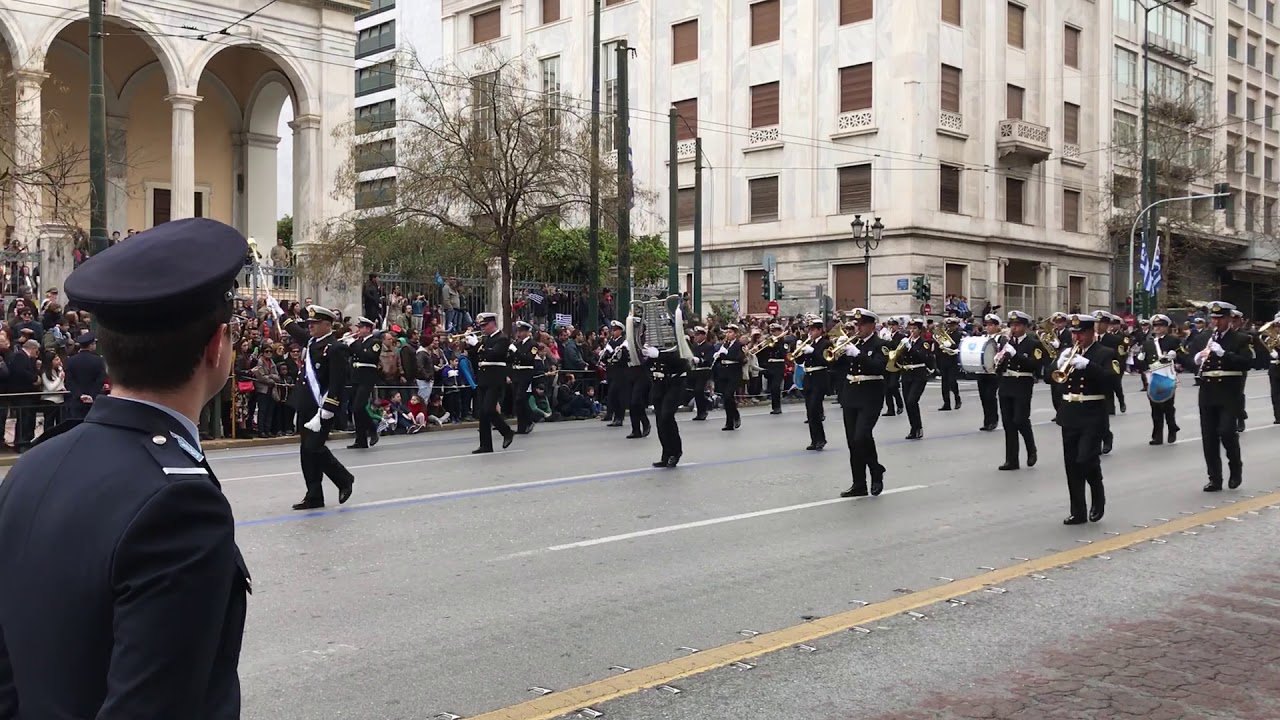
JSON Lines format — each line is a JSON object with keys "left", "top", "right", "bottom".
{"left": 471, "top": 489, "right": 1280, "bottom": 720}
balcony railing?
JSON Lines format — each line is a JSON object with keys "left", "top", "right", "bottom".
{"left": 996, "top": 119, "right": 1051, "bottom": 163}
{"left": 835, "top": 109, "right": 874, "bottom": 135}
{"left": 676, "top": 139, "right": 697, "bottom": 161}
{"left": 747, "top": 124, "right": 781, "bottom": 146}
{"left": 938, "top": 109, "right": 964, "bottom": 135}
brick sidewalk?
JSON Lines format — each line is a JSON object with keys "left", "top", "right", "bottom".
{"left": 873, "top": 569, "right": 1280, "bottom": 720}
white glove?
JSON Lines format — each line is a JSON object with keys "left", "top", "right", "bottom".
{"left": 465, "top": 334, "right": 479, "bottom": 347}
{"left": 1210, "top": 341, "right": 1224, "bottom": 357}
{"left": 1271, "top": 350, "right": 1279, "bottom": 360}
{"left": 320, "top": 409, "right": 334, "bottom": 420}
{"left": 447, "top": 368, "right": 459, "bottom": 378}
{"left": 845, "top": 343, "right": 860, "bottom": 357}
{"left": 714, "top": 347, "right": 727, "bottom": 357}
{"left": 692, "top": 356, "right": 701, "bottom": 365}
{"left": 304, "top": 412, "right": 323, "bottom": 432}
{"left": 1137, "top": 352, "right": 1145, "bottom": 361}
{"left": 508, "top": 343, "right": 517, "bottom": 353}
{"left": 266, "top": 297, "right": 284, "bottom": 317}
{"left": 600, "top": 345, "right": 615, "bottom": 357}
{"left": 801, "top": 345, "right": 814, "bottom": 355}
{"left": 1195, "top": 349, "right": 1209, "bottom": 366}
{"left": 1070, "top": 355, "right": 1089, "bottom": 370}
{"left": 1164, "top": 350, "right": 1177, "bottom": 361}
{"left": 642, "top": 345, "right": 659, "bottom": 359}
{"left": 1051, "top": 339, "right": 1060, "bottom": 349}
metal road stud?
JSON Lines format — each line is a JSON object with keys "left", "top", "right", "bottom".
{"left": 1104, "top": 531, "right": 1121, "bottom": 536}
{"left": 1182, "top": 531, "right": 1199, "bottom": 536}
{"left": 1202, "top": 524, "right": 1217, "bottom": 528}
{"left": 907, "top": 611, "right": 928, "bottom": 620}
{"left": 1154, "top": 517, "right": 1170, "bottom": 522}
{"left": 1133, "top": 524, "right": 1150, "bottom": 528}
{"left": 985, "top": 587, "right": 1008, "bottom": 594}
{"left": 795, "top": 644, "right": 818, "bottom": 652}
{"left": 1150, "top": 538, "right": 1168, "bottom": 544}
{"left": 677, "top": 646, "right": 700, "bottom": 655}
{"left": 432, "top": 714, "right": 463, "bottom": 720}
{"left": 577, "top": 709, "right": 604, "bottom": 718}
{"left": 1011, "top": 557, "right": 1030, "bottom": 562}
{"left": 851, "top": 626, "right": 872, "bottom": 634}
{"left": 529, "top": 687, "right": 554, "bottom": 696}
{"left": 1030, "top": 574, "right": 1050, "bottom": 581}
{"left": 730, "top": 661, "right": 755, "bottom": 671}
{"left": 738, "top": 630, "right": 760, "bottom": 637}
{"left": 1075, "top": 539, "right": 1093, "bottom": 544}
{"left": 656, "top": 685, "right": 682, "bottom": 695}
{"left": 978, "top": 566, "right": 996, "bottom": 571}
{"left": 1227, "top": 516, "right": 1242, "bottom": 522}
{"left": 608, "top": 666, "right": 632, "bottom": 674}
{"left": 934, "top": 577, "right": 955, "bottom": 583}
{"left": 1098, "top": 555, "right": 1112, "bottom": 560}
{"left": 947, "top": 599, "right": 968, "bottom": 606}
{"left": 849, "top": 600, "right": 871, "bottom": 606}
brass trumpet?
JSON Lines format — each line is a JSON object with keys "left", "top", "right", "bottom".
{"left": 448, "top": 329, "right": 481, "bottom": 343}
{"left": 1050, "top": 342, "right": 1082, "bottom": 383}
{"left": 824, "top": 327, "right": 853, "bottom": 362}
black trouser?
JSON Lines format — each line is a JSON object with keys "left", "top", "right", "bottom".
{"left": 689, "top": 371, "right": 711, "bottom": 417}
{"left": 747, "top": 372, "right": 763, "bottom": 402}
{"left": 804, "top": 369, "right": 830, "bottom": 446}
{"left": 652, "top": 377, "right": 683, "bottom": 460}
{"left": 883, "top": 373, "right": 903, "bottom": 414}
{"left": 630, "top": 375, "right": 651, "bottom": 435}
{"left": 765, "top": 365, "right": 785, "bottom": 411}
{"left": 1061, "top": 404, "right": 1106, "bottom": 518}
{"left": 901, "top": 370, "right": 928, "bottom": 431}
{"left": 842, "top": 398, "right": 882, "bottom": 490}
{"left": 1239, "top": 374, "right": 1249, "bottom": 423}
{"left": 256, "top": 393, "right": 276, "bottom": 437}
{"left": 277, "top": 401, "right": 295, "bottom": 434}
{"left": 1110, "top": 375, "right": 1125, "bottom": 412}
{"left": 720, "top": 376, "right": 741, "bottom": 428}
{"left": 1150, "top": 398, "right": 1178, "bottom": 441}
{"left": 999, "top": 383, "right": 1036, "bottom": 464}
{"left": 512, "top": 372, "right": 534, "bottom": 432}
{"left": 977, "top": 374, "right": 999, "bottom": 427}
{"left": 1200, "top": 400, "right": 1242, "bottom": 484}
{"left": 606, "top": 373, "right": 627, "bottom": 421}
{"left": 13, "top": 403, "right": 36, "bottom": 449}
{"left": 1271, "top": 364, "right": 1280, "bottom": 422}
{"left": 938, "top": 363, "right": 960, "bottom": 408}
{"left": 351, "top": 381, "right": 375, "bottom": 446}
{"left": 300, "top": 418, "right": 354, "bottom": 504}
{"left": 476, "top": 382, "right": 513, "bottom": 451}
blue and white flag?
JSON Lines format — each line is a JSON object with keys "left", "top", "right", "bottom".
{"left": 1138, "top": 231, "right": 1151, "bottom": 295}
{"left": 554, "top": 313, "right": 573, "bottom": 327}
{"left": 1146, "top": 240, "right": 1163, "bottom": 294}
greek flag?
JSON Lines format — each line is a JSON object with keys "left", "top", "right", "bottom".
{"left": 554, "top": 313, "right": 573, "bottom": 327}
{"left": 1138, "top": 231, "right": 1151, "bottom": 295}
{"left": 1145, "top": 240, "right": 1163, "bottom": 294}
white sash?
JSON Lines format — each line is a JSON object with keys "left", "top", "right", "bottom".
{"left": 303, "top": 334, "right": 331, "bottom": 407}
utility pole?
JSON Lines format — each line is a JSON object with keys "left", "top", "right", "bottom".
{"left": 1138, "top": 0, "right": 1178, "bottom": 317}
{"left": 88, "top": 0, "right": 109, "bottom": 255}
{"left": 615, "top": 41, "right": 631, "bottom": 312}
{"left": 693, "top": 136, "right": 703, "bottom": 318}
{"left": 586, "top": 0, "right": 602, "bottom": 331}
{"left": 667, "top": 107, "right": 679, "bottom": 298}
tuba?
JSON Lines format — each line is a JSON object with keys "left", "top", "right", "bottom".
{"left": 625, "top": 295, "right": 694, "bottom": 365}
{"left": 1259, "top": 320, "right": 1280, "bottom": 351}
{"left": 1038, "top": 319, "right": 1059, "bottom": 361}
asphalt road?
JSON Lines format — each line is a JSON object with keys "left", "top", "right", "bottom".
{"left": 206, "top": 375, "right": 1280, "bottom": 719}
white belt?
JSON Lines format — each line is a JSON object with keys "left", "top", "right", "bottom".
{"left": 900, "top": 363, "right": 926, "bottom": 370}
{"left": 1063, "top": 394, "right": 1106, "bottom": 402}
{"left": 1002, "top": 371, "right": 1035, "bottom": 378}
{"left": 767, "top": 358, "right": 786, "bottom": 363}
{"left": 1272, "top": 360, "right": 1279, "bottom": 365}
{"left": 720, "top": 360, "right": 739, "bottom": 365}
{"left": 846, "top": 374, "right": 884, "bottom": 383}
{"left": 352, "top": 362, "right": 378, "bottom": 368}
{"left": 512, "top": 365, "right": 534, "bottom": 370}
{"left": 1202, "top": 370, "right": 1242, "bottom": 377}
{"left": 653, "top": 371, "right": 686, "bottom": 379}
{"left": 804, "top": 366, "right": 828, "bottom": 372}
{"left": 479, "top": 361, "right": 508, "bottom": 367}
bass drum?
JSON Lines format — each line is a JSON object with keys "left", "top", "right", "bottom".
{"left": 959, "top": 336, "right": 997, "bottom": 374}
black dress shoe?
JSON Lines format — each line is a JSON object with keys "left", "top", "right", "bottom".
{"left": 806, "top": 444, "right": 818, "bottom": 451}
{"left": 608, "top": 421, "right": 624, "bottom": 427}
{"left": 770, "top": 410, "right": 783, "bottom": 415}
{"left": 734, "top": 418, "right": 741, "bottom": 429}
{"left": 882, "top": 411, "right": 896, "bottom": 417}
{"left": 1027, "top": 451, "right": 1037, "bottom": 468}
{"left": 626, "top": 433, "right": 643, "bottom": 439}
{"left": 721, "top": 426, "right": 734, "bottom": 431}
{"left": 841, "top": 485, "right": 869, "bottom": 498}
{"left": 369, "top": 433, "right": 379, "bottom": 447}
{"left": 692, "top": 415, "right": 707, "bottom": 421}
{"left": 666, "top": 456, "right": 680, "bottom": 468}
{"left": 292, "top": 500, "right": 324, "bottom": 511}
{"left": 998, "top": 463, "right": 1019, "bottom": 471}
{"left": 1063, "top": 515, "right": 1087, "bottom": 525}
{"left": 472, "top": 447, "right": 493, "bottom": 454}
{"left": 1149, "top": 438, "right": 1163, "bottom": 446}
{"left": 1237, "top": 419, "right": 1246, "bottom": 432}
{"left": 938, "top": 406, "right": 952, "bottom": 412}
{"left": 906, "top": 429, "right": 923, "bottom": 440}
{"left": 1119, "top": 402, "right": 1127, "bottom": 414}
{"left": 979, "top": 425, "right": 996, "bottom": 432}
{"left": 1228, "top": 474, "right": 1243, "bottom": 489}
{"left": 817, "top": 442, "right": 826, "bottom": 450}
{"left": 1102, "top": 438, "right": 1113, "bottom": 455}
{"left": 338, "top": 482, "right": 354, "bottom": 505}
{"left": 1168, "top": 427, "right": 1179, "bottom": 443}
{"left": 955, "top": 399, "right": 962, "bottom": 408}
{"left": 653, "top": 459, "right": 669, "bottom": 468}
{"left": 1202, "top": 481, "right": 1223, "bottom": 492}
{"left": 1088, "top": 504, "right": 1105, "bottom": 523}
{"left": 502, "top": 433, "right": 514, "bottom": 449}
{"left": 644, "top": 426, "right": 653, "bottom": 437}
{"left": 870, "top": 478, "right": 884, "bottom": 496}
{"left": 347, "top": 443, "right": 368, "bottom": 450}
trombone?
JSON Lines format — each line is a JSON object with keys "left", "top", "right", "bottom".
{"left": 745, "top": 335, "right": 778, "bottom": 356}
{"left": 1050, "top": 342, "right": 1082, "bottom": 383}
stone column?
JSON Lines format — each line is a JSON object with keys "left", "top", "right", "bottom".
{"left": 106, "top": 114, "right": 129, "bottom": 234}
{"left": 1045, "top": 262, "right": 1059, "bottom": 315}
{"left": 166, "top": 93, "right": 201, "bottom": 220}
{"left": 488, "top": 256, "right": 510, "bottom": 331}
{"left": 12, "top": 70, "right": 48, "bottom": 250}
{"left": 986, "top": 257, "right": 1000, "bottom": 309}
{"left": 241, "top": 131, "right": 282, "bottom": 245}
{"left": 289, "top": 114, "right": 322, "bottom": 247}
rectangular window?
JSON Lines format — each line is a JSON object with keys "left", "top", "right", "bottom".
{"left": 840, "top": 63, "right": 873, "bottom": 113}
{"left": 1113, "top": 110, "right": 1136, "bottom": 148}
{"left": 1228, "top": 33, "right": 1238, "bottom": 59}
{"left": 1114, "top": 47, "right": 1137, "bottom": 90}
{"left": 1270, "top": 1, "right": 1276, "bottom": 22}
{"left": 673, "top": 98, "right": 698, "bottom": 140}
{"left": 1266, "top": 155, "right": 1274, "bottom": 179}
{"left": 749, "top": 176, "right": 779, "bottom": 222}
{"left": 356, "top": 20, "right": 396, "bottom": 58}
{"left": 605, "top": 0, "right": 626, "bottom": 5}
{"left": 1268, "top": 200, "right": 1276, "bottom": 235}
{"left": 1006, "top": 84, "right": 1024, "bottom": 119}
{"left": 1063, "top": 102, "right": 1080, "bottom": 144}
{"left": 672, "top": 19, "right": 698, "bottom": 64}
{"left": 942, "top": 0, "right": 962, "bottom": 26}
{"left": 1194, "top": 21, "right": 1212, "bottom": 60}
{"left": 1063, "top": 189, "right": 1081, "bottom": 232}
{"left": 1115, "top": 0, "right": 1135, "bottom": 24}
{"left": 837, "top": 164, "right": 872, "bottom": 214}
{"left": 1268, "top": 105, "right": 1275, "bottom": 128}
{"left": 541, "top": 56, "right": 561, "bottom": 135}
{"left": 939, "top": 163, "right": 961, "bottom": 213}
{"left": 1249, "top": 43, "right": 1259, "bottom": 66}
{"left": 1227, "top": 143, "right": 1237, "bottom": 171}
{"left": 1250, "top": 0, "right": 1257, "bottom": 13}
{"left": 470, "top": 71, "right": 498, "bottom": 139}
{"left": 357, "top": 0, "right": 394, "bottom": 19}
{"left": 1268, "top": 52, "right": 1276, "bottom": 75}
{"left": 677, "top": 187, "right": 696, "bottom": 230}
{"left": 1007, "top": 3, "right": 1025, "bottom": 48}
{"left": 471, "top": 8, "right": 501, "bottom": 44}
{"left": 750, "top": 0, "right": 779, "bottom": 46}
{"left": 1112, "top": 174, "right": 1136, "bottom": 208}
{"left": 1228, "top": 90, "right": 1238, "bottom": 116}
{"left": 355, "top": 138, "right": 396, "bottom": 172}
{"left": 1005, "top": 177, "right": 1025, "bottom": 223}
{"left": 355, "top": 61, "right": 395, "bottom": 96}
{"left": 751, "top": 81, "right": 780, "bottom": 127}
{"left": 840, "top": 0, "right": 872, "bottom": 24}
{"left": 1246, "top": 194, "right": 1257, "bottom": 232}
{"left": 1196, "top": 79, "right": 1213, "bottom": 119}
{"left": 542, "top": 0, "right": 560, "bottom": 24}
{"left": 1248, "top": 97, "right": 1257, "bottom": 121}
{"left": 355, "top": 178, "right": 396, "bottom": 210}
{"left": 1064, "top": 26, "right": 1080, "bottom": 69}
{"left": 941, "top": 64, "right": 961, "bottom": 113}
{"left": 601, "top": 41, "right": 620, "bottom": 150}
{"left": 355, "top": 99, "right": 396, "bottom": 134}
{"left": 1226, "top": 193, "right": 1237, "bottom": 228}
{"left": 1247, "top": 149, "right": 1256, "bottom": 174}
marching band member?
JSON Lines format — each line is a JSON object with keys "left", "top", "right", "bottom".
{"left": 466, "top": 312, "right": 516, "bottom": 454}
{"left": 1055, "top": 314, "right": 1121, "bottom": 525}
{"left": 1142, "top": 314, "right": 1182, "bottom": 445}
{"left": 977, "top": 314, "right": 1003, "bottom": 432}
{"left": 346, "top": 316, "right": 381, "bottom": 449}
{"left": 1230, "top": 309, "right": 1252, "bottom": 432}
{"left": 511, "top": 321, "right": 539, "bottom": 435}
{"left": 898, "top": 318, "right": 935, "bottom": 440}
{"left": 688, "top": 327, "right": 715, "bottom": 420}
{"left": 1133, "top": 318, "right": 1151, "bottom": 391}
{"left": 838, "top": 309, "right": 889, "bottom": 498}
{"left": 625, "top": 316, "right": 652, "bottom": 439}
{"left": 644, "top": 338, "right": 690, "bottom": 468}
{"left": 1047, "top": 312, "right": 1070, "bottom": 421}
{"left": 762, "top": 323, "right": 790, "bottom": 415}
{"left": 881, "top": 317, "right": 905, "bottom": 417}
{"left": 994, "top": 311, "right": 1042, "bottom": 471}
{"left": 1187, "top": 301, "right": 1254, "bottom": 491}
{"left": 1095, "top": 311, "right": 1129, "bottom": 415}
{"left": 601, "top": 320, "right": 629, "bottom": 427}
{"left": 715, "top": 324, "right": 745, "bottom": 431}
{"left": 797, "top": 317, "right": 831, "bottom": 451}
{"left": 935, "top": 317, "right": 962, "bottom": 411}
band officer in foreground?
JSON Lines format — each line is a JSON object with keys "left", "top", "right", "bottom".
{"left": 714, "top": 324, "right": 745, "bottom": 431}
{"left": 465, "top": 312, "right": 517, "bottom": 453}
{"left": 274, "top": 301, "right": 356, "bottom": 509}
{"left": 346, "top": 316, "right": 381, "bottom": 449}
{"left": 935, "top": 317, "right": 962, "bottom": 411}
{"left": 762, "top": 322, "right": 789, "bottom": 415}
{"left": 1142, "top": 314, "right": 1182, "bottom": 445}
{"left": 0, "top": 219, "right": 249, "bottom": 717}
{"left": 881, "top": 316, "right": 905, "bottom": 417}
{"left": 994, "top": 311, "right": 1042, "bottom": 471}
{"left": 977, "top": 314, "right": 1003, "bottom": 432}
{"left": 644, "top": 319, "right": 693, "bottom": 468}
{"left": 796, "top": 317, "right": 831, "bottom": 451}
{"left": 511, "top": 320, "right": 539, "bottom": 434}
{"left": 1055, "top": 313, "right": 1121, "bottom": 525}
{"left": 1046, "top": 312, "right": 1070, "bottom": 421}
{"left": 1188, "top": 301, "right": 1253, "bottom": 491}
{"left": 625, "top": 316, "right": 653, "bottom": 439}
{"left": 897, "top": 318, "right": 935, "bottom": 440}
{"left": 836, "top": 309, "right": 889, "bottom": 498}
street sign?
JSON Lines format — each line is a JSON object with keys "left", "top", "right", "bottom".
{"left": 767, "top": 300, "right": 779, "bottom": 317}
{"left": 896, "top": 278, "right": 909, "bottom": 291}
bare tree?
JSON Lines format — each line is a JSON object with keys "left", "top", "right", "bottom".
{"left": 324, "top": 51, "right": 609, "bottom": 327}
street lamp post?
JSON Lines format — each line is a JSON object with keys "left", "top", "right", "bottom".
{"left": 851, "top": 215, "right": 885, "bottom": 309}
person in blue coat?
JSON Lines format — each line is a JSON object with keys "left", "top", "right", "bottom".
{"left": 0, "top": 218, "right": 250, "bottom": 719}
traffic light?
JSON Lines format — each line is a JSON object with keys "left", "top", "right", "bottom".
{"left": 921, "top": 277, "right": 932, "bottom": 303}
{"left": 773, "top": 281, "right": 784, "bottom": 299}
{"left": 1213, "top": 182, "right": 1232, "bottom": 211}
{"left": 760, "top": 272, "right": 771, "bottom": 299}
{"left": 911, "top": 276, "right": 932, "bottom": 303}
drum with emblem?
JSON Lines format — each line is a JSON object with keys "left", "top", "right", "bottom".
{"left": 959, "top": 336, "right": 997, "bottom": 374}
{"left": 1146, "top": 361, "right": 1177, "bottom": 403}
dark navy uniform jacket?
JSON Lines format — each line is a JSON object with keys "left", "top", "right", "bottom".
{"left": 64, "top": 350, "right": 108, "bottom": 412}
{"left": 0, "top": 397, "right": 248, "bottom": 719}
{"left": 282, "top": 318, "right": 347, "bottom": 418}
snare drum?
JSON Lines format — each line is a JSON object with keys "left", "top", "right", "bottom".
{"left": 959, "top": 336, "right": 998, "bottom": 374}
